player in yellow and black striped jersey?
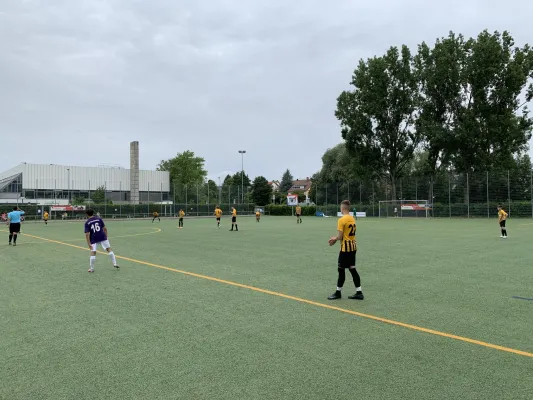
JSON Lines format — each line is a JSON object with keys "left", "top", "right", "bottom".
{"left": 497, "top": 205, "right": 508, "bottom": 238}
{"left": 178, "top": 209, "right": 185, "bottom": 229}
{"left": 327, "top": 200, "right": 363, "bottom": 300}
{"left": 295, "top": 206, "right": 302, "bottom": 224}
{"left": 229, "top": 207, "right": 238, "bottom": 231}
{"left": 214, "top": 206, "right": 222, "bottom": 228}
{"left": 152, "top": 211, "right": 160, "bottom": 223}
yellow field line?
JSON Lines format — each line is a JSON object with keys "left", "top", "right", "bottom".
{"left": 9, "top": 231, "right": 533, "bottom": 359}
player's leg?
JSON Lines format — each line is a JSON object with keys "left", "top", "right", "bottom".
{"left": 235, "top": 218, "right": 238, "bottom": 231}
{"left": 328, "top": 253, "right": 346, "bottom": 300}
{"left": 88, "top": 244, "right": 97, "bottom": 272}
{"left": 12, "top": 224, "right": 20, "bottom": 245}
{"left": 103, "top": 241, "right": 119, "bottom": 268}
{"left": 347, "top": 267, "right": 364, "bottom": 300}
{"left": 8, "top": 224, "right": 13, "bottom": 245}
{"left": 502, "top": 220, "right": 507, "bottom": 238}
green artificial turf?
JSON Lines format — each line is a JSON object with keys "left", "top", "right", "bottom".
{"left": 1, "top": 216, "right": 532, "bottom": 399}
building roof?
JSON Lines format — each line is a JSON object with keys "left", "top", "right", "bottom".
{"left": 288, "top": 179, "right": 312, "bottom": 193}
{"left": 0, "top": 163, "right": 169, "bottom": 192}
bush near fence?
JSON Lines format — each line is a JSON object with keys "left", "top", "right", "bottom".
{"left": 2, "top": 202, "right": 531, "bottom": 220}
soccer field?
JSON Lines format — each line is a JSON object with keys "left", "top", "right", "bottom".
{"left": 1, "top": 216, "right": 532, "bottom": 399}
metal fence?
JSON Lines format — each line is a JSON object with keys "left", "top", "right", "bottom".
{"left": 0, "top": 183, "right": 255, "bottom": 220}
{"left": 312, "top": 170, "right": 533, "bottom": 218}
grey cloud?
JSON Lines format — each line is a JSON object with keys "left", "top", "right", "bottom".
{"left": 1, "top": 0, "right": 532, "bottom": 180}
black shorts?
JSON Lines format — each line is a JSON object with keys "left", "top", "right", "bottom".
{"left": 500, "top": 220, "right": 506, "bottom": 228}
{"left": 338, "top": 251, "right": 357, "bottom": 269}
{"left": 179, "top": 218, "right": 183, "bottom": 222}
{"left": 296, "top": 214, "right": 301, "bottom": 217}
{"left": 232, "top": 216, "right": 237, "bottom": 223}
{"left": 9, "top": 223, "right": 21, "bottom": 234}
{"left": 216, "top": 217, "right": 221, "bottom": 222}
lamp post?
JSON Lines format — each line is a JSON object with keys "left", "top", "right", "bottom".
{"left": 238, "top": 150, "right": 246, "bottom": 204}
{"left": 67, "top": 168, "right": 70, "bottom": 204}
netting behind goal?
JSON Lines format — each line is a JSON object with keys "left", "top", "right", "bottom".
{"left": 378, "top": 200, "right": 430, "bottom": 218}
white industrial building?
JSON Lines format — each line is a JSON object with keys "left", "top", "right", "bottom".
{"left": 0, "top": 162, "right": 170, "bottom": 205}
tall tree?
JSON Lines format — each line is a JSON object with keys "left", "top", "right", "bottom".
{"left": 250, "top": 176, "right": 273, "bottom": 205}
{"left": 451, "top": 30, "right": 533, "bottom": 173}
{"left": 231, "top": 171, "right": 251, "bottom": 188}
{"left": 336, "top": 45, "right": 420, "bottom": 199}
{"left": 415, "top": 31, "right": 467, "bottom": 173}
{"left": 204, "top": 179, "right": 219, "bottom": 204}
{"left": 157, "top": 151, "right": 207, "bottom": 195}
{"left": 91, "top": 185, "right": 106, "bottom": 204}
{"left": 279, "top": 169, "right": 294, "bottom": 193}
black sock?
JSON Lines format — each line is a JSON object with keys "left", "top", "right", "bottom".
{"left": 337, "top": 268, "right": 346, "bottom": 288}
{"left": 235, "top": 224, "right": 238, "bottom": 231}
{"left": 9, "top": 234, "right": 13, "bottom": 243}
{"left": 13, "top": 235, "right": 17, "bottom": 244}
{"left": 503, "top": 229, "right": 507, "bottom": 237}
{"left": 349, "top": 268, "right": 361, "bottom": 289}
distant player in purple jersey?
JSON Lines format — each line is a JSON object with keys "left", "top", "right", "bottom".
{"left": 84, "top": 209, "right": 119, "bottom": 273}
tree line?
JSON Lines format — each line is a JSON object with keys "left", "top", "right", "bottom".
{"left": 324, "top": 30, "right": 533, "bottom": 203}
{"left": 156, "top": 150, "right": 300, "bottom": 206}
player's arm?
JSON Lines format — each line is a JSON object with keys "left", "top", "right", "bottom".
{"left": 85, "top": 231, "right": 92, "bottom": 249}
{"left": 104, "top": 227, "right": 108, "bottom": 237}
{"left": 329, "top": 222, "right": 344, "bottom": 246}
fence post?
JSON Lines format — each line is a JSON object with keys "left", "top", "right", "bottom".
{"left": 347, "top": 182, "right": 350, "bottom": 202}
{"left": 207, "top": 180, "right": 210, "bottom": 216}
{"left": 325, "top": 184, "right": 328, "bottom": 213}
{"left": 531, "top": 169, "right": 533, "bottom": 218}
{"left": 448, "top": 173, "right": 451, "bottom": 218}
{"left": 508, "top": 170, "right": 511, "bottom": 217}
{"left": 372, "top": 181, "right": 375, "bottom": 217}
{"left": 196, "top": 184, "right": 199, "bottom": 217}
{"left": 486, "top": 171, "right": 489, "bottom": 219}
{"left": 185, "top": 185, "right": 188, "bottom": 215}
{"left": 160, "top": 182, "right": 163, "bottom": 216}
{"left": 466, "top": 173, "right": 469, "bottom": 218}
{"left": 173, "top": 182, "right": 176, "bottom": 216}
{"left": 105, "top": 181, "right": 107, "bottom": 217}
{"left": 359, "top": 182, "right": 362, "bottom": 206}
{"left": 120, "top": 181, "right": 122, "bottom": 217}
{"left": 336, "top": 183, "right": 338, "bottom": 206}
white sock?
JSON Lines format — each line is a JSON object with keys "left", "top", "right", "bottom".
{"left": 356, "top": 286, "right": 362, "bottom": 292}
{"left": 108, "top": 252, "right": 117, "bottom": 266}
{"left": 90, "top": 256, "right": 96, "bottom": 269}
{"left": 336, "top": 287, "right": 342, "bottom": 291}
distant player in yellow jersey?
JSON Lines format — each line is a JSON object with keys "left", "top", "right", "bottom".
{"left": 255, "top": 210, "right": 261, "bottom": 222}
{"left": 214, "top": 206, "right": 222, "bottom": 228}
{"left": 295, "top": 205, "right": 302, "bottom": 224}
{"left": 43, "top": 211, "right": 49, "bottom": 225}
{"left": 497, "top": 205, "right": 508, "bottom": 238}
{"left": 152, "top": 211, "right": 160, "bottom": 223}
{"left": 327, "top": 200, "right": 363, "bottom": 300}
{"left": 230, "top": 207, "right": 238, "bottom": 231}
{"left": 178, "top": 209, "right": 185, "bottom": 229}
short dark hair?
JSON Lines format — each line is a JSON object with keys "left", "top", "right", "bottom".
{"left": 13, "top": 206, "right": 18, "bottom": 211}
{"left": 497, "top": 205, "right": 502, "bottom": 208}
{"left": 341, "top": 200, "right": 351, "bottom": 208}
{"left": 86, "top": 209, "right": 95, "bottom": 217}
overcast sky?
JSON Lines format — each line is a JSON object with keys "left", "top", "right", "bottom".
{"left": 1, "top": 0, "right": 532, "bottom": 182}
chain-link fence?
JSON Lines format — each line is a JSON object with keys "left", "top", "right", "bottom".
{"left": 312, "top": 170, "right": 533, "bottom": 218}
{"left": 0, "top": 183, "right": 255, "bottom": 221}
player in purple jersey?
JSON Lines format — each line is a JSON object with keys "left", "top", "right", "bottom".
{"left": 84, "top": 209, "right": 119, "bottom": 273}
